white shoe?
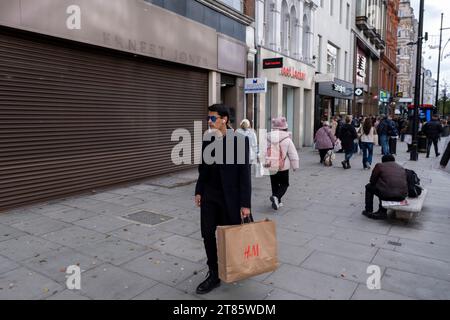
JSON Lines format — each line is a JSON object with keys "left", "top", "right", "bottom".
{"left": 279, "top": 203, "right": 284, "bottom": 208}
{"left": 270, "top": 196, "right": 280, "bottom": 210}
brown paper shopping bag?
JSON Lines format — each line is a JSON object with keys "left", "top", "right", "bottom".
{"left": 217, "top": 219, "right": 278, "bottom": 283}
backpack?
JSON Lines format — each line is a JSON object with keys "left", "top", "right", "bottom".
{"left": 264, "top": 137, "right": 288, "bottom": 174}
{"left": 405, "top": 169, "right": 422, "bottom": 198}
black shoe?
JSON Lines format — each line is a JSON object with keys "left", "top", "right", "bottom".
{"left": 362, "top": 210, "right": 388, "bottom": 220}
{"left": 437, "top": 153, "right": 441, "bottom": 157}
{"left": 346, "top": 161, "right": 351, "bottom": 169}
{"left": 270, "top": 196, "right": 279, "bottom": 210}
{"left": 342, "top": 161, "right": 347, "bottom": 169}
{"left": 196, "top": 270, "right": 220, "bottom": 295}
{"left": 362, "top": 210, "right": 373, "bottom": 218}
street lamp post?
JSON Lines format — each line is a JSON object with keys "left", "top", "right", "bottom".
{"left": 410, "top": 0, "right": 425, "bottom": 161}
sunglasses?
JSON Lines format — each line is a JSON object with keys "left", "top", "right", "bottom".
{"left": 207, "top": 116, "right": 221, "bottom": 123}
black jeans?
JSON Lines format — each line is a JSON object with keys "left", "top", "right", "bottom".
{"left": 270, "top": 170, "right": 290, "bottom": 202}
{"left": 365, "top": 184, "right": 387, "bottom": 213}
{"left": 441, "top": 140, "right": 450, "bottom": 167}
{"left": 200, "top": 187, "right": 231, "bottom": 273}
{"left": 427, "top": 137, "right": 440, "bottom": 157}
{"left": 389, "top": 138, "right": 397, "bottom": 155}
{"left": 319, "top": 148, "right": 332, "bottom": 163}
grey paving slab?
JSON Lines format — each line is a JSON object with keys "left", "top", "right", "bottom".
{"left": 73, "top": 215, "right": 133, "bottom": 233}
{"left": 0, "top": 267, "right": 63, "bottom": 300}
{"left": 30, "top": 204, "right": 74, "bottom": 215}
{"left": 40, "top": 208, "right": 98, "bottom": 223}
{"left": 394, "top": 238, "right": 450, "bottom": 263}
{"left": 0, "top": 212, "right": 42, "bottom": 226}
{"left": 151, "top": 235, "right": 206, "bottom": 263}
{"left": 301, "top": 251, "right": 382, "bottom": 285}
{"left": 100, "top": 195, "right": 147, "bottom": 207}
{"left": 75, "top": 237, "right": 149, "bottom": 266}
{"left": 188, "top": 230, "right": 203, "bottom": 241}
{"left": 87, "top": 192, "right": 123, "bottom": 201}
{"left": 381, "top": 268, "right": 450, "bottom": 300}
{"left": 80, "top": 263, "right": 156, "bottom": 300}
{"left": 41, "top": 226, "right": 109, "bottom": 249}
{"left": 176, "top": 272, "right": 273, "bottom": 300}
{"left": 388, "top": 226, "right": 450, "bottom": 248}
{"left": 281, "top": 210, "right": 337, "bottom": 224}
{"left": 11, "top": 216, "right": 71, "bottom": 236}
{"left": 332, "top": 216, "right": 392, "bottom": 235}
{"left": 373, "top": 249, "right": 450, "bottom": 282}
{"left": 278, "top": 219, "right": 338, "bottom": 237}
{"left": 122, "top": 251, "right": 204, "bottom": 287}
{"left": 278, "top": 244, "right": 314, "bottom": 266}
{"left": 0, "top": 224, "right": 27, "bottom": 243}
{"left": 132, "top": 283, "right": 200, "bottom": 300}
{"left": 0, "top": 235, "right": 62, "bottom": 262}
{"left": 263, "top": 264, "right": 358, "bottom": 300}
{"left": 108, "top": 224, "right": 174, "bottom": 246}
{"left": 331, "top": 227, "right": 401, "bottom": 250}
{"left": 276, "top": 228, "right": 315, "bottom": 247}
{"left": 46, "top": 289, "right": 91, "bottom": 300}
{"left": 22, "top": 246, "right": 101, "bottom": 283}
{"left": 351, "top": 284, "right": 415, "bottom": 300}
{"left": 155, "top": 219, "right": 200, "bottom": 237}
{"left": 0, "top": 255, "right": 20, "bottom": 275}
{"left": 304, "top": 236, "right": 378, "bottom": 263}
{"left": 264, "top": 288, "right": 312, "bottom": 300}
{"left": 62, "top": 198, "right": 129, "bottom": 216}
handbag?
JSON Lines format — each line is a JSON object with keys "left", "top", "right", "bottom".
{"left": 217, "top": 218, "right": 279, "bottom": 283}
{"left": 255, "top": 161, "right": 265, "bottom": 178}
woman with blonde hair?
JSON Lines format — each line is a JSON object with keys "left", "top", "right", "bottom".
{"left": 236, "top": 119, "right": 258, "bottom": 164}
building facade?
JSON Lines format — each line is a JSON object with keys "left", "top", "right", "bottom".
{"left": 379, "top": 0, "right": 400, "bottom": 115}
{"left": 353, "top": 0, "right": 387, "bottom": 116}
{"left": 396, "top": 0, "right": 418, "bottom": 112}
{"left": 314, "top": 0, "right": 355, "bottom": 133}
{"left": 254, "top": 0, "right": 319, "bottom": 147}
{"left": 422, "top": 69, "right": 437, "bottom": 106}
{"left": 0, "top": 0, "right": 253, "bottom": 210}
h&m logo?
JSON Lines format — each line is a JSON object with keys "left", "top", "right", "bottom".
{"left": 244, "top": 244, "right": 260, "bottom": 259}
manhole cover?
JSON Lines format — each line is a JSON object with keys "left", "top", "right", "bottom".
{"left": 122, "top": 211, "right": 174, "bottom": 226}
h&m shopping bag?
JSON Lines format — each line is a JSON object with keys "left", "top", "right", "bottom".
{"left": 217, "top": 219, "right": 278, "bottom": 283}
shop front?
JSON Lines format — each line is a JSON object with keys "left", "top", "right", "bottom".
{"left": 257, "top": 48, "right": 315, "bottom": 148}
{"left": 314, "top": 78, "right": 355, "bottom": 133}
{"left": 0, "top": 0, "right": 247, "bottom": 210}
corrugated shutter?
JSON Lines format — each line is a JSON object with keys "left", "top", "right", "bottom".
{"left": 0, "top": 30, "right": 208, "bottom": 211}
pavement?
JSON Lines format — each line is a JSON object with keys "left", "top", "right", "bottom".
{"left": 1, "top": 138, "right": 450, "bottom": 300}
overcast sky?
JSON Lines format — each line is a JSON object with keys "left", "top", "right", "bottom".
{"left": 411, "top": 0, "right": 450, "bottom": 92}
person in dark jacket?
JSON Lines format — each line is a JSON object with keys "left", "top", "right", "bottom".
{"left": 195, "top": 104, "right": 251, "bottom": 294}
{"left": 362, "top": 155, "right": 408, "bottom": 220}
{"left": 339, "top": 115, "right": 358, "bottom": 169}
{"left": 377, "top": 115, "right": 397, "bottom": 156}
{"left": 422, "top": 115, "right": 443, "bottom": 158}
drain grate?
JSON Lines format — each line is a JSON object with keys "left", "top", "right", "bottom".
{"left": 122, "top": 211, "right": 174, "bottom": 226}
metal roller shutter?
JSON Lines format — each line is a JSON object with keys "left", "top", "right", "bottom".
{"left": 0, "top": 30, "right": 208, "bottom": 211}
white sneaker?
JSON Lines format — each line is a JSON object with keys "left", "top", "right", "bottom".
{"left": 279, "top": 203, "right": 284, "bottom": 208}
{"left": 270, "top": 196, "right": 280, "bottom": 210}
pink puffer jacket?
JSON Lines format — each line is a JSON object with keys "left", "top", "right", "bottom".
{"left": 314, "top": 126, "right": 336, "bottom": 150}
{"left": 267, "top": 130, "right": 299, "bottom": 171}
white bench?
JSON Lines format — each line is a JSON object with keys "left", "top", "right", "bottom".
{"left": 382, "top": 189, "right": 428, "bottom": 220}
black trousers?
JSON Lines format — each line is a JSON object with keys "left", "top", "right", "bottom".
{"left": 365, "top": 184, "right": 387, "bottom": 213}
{"left": 441, "top": 140, "right": 450, "bottom": 167}
{"left": 200, "top": 188, "right": 231, "bottom": 273}
{"left": 319, "top": 148, "right": 332, "bottom": 163}
{"left": 389, "top": 138, "right": 397, "bottom": 155}
{"left": 427, "top": 137, "right": 440, "bottom": 157}
{"left": 270, "top": 170, "right": 290, "bottom": 202}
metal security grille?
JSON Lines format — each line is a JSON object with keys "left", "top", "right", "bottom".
{"left": 0, "top": 29, "right": 207, "bottom": 211}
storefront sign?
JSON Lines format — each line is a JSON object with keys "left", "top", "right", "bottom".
{"left": 354, "top": 88, "right": 364, "bottom": 97}
{"left": 244, "top": 78, "right": 267, "bottom": 94}
{"left": 0, "top": 0, "right": 218, "bottom": 70}
{"left": 318, "top": 78, "right": 355, "bottom": 100}
{"left": 333, "top": 84, "right": 347, "bottom": 94}
{"left": 356, "top": 49, "right": 367, "bottom": 85}
{"left": 280, "top": 67, "right": 306, "bottom": 81}
{"left": 379, "top": 90, "right": 390, "bottom": 103}
{"left": 263, "top": 58, "right": 283, "bottom": 69}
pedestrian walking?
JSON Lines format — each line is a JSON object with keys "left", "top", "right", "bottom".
{"left": 314, "top": 121, "right": 337, "bottom": 165}
{"left": 195, "top": 104, "right": 252, "bottom": 294}
{"left": 422, "top": 115, "right": 443, "bottom": 158}
{"left": 338, "top": 116, "right": 358, "bottom": 169}
{"left": 236, "top": 119, "right": 258, "bottom": 164}
{"left": 266, "top": 117, "right": 299, "bottom": 211}
{"left": 359, "top": 118, "right": 376, "bottom": 170}
{"left": 377, "top": 115, "right": 396, "bottom": 156}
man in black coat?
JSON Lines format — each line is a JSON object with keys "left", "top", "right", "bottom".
{"left": 362, "top": 155, "right": 408, "bottom": 220}
{"left": 194, "top": 104, "right": 251, "bottom": 294}
{"left": 422, "top": 115, "right": 443, "bottom": 158}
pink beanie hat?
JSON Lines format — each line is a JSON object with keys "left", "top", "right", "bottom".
{"left": 272, "top": 117, "right": 288, "bottom": 130}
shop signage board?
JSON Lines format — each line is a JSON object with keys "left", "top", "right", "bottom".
{"left": 244, "top": 78, "right": 267, "bottom": 94}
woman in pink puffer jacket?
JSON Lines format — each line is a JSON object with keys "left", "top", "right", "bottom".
{"left": 314, "top": 121, "right": 337, "bottom": 164}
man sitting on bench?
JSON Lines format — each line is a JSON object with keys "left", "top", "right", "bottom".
{"left": 362, "top": 155, "right": 409, "bottom": 220}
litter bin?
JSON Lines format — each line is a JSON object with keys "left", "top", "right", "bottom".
{"left": 418, "top": 134, "right": 428, "bottom": 153}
